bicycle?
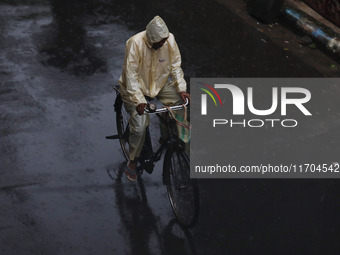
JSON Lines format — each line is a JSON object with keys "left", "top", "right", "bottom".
{"left": 106, "top": 85, "right": 199, "bottom": 228}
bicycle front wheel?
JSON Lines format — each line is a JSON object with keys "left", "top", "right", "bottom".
{"left": 115, "top": 94, "right": 129, "bottom": 160}
{"left": 164, "top": 147, "right": 199, "bottom": 228}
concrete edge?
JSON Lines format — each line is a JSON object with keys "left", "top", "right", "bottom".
{"left": 283, "top": 0, "right": 340, "bottom": 57}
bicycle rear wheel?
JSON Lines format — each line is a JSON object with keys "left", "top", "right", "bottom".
{"left": 164, "top": 146, "right": 199, "bottom": 228}
{"left": 115, "top": 94, "right": 129, "bottom": 160}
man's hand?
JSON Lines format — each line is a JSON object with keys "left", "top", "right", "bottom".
{"left": 136, "top": 103, "right": 147, "bottom": 115}
{"left": 180, "top": 91, "right": 190, "bottom": 104}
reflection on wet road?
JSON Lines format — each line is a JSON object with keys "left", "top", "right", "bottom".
{"left": 1, "top": 0, "right": 339, "bottom": 254}
{"left": 109, "top": 163, "right": 196, "bottom": 255}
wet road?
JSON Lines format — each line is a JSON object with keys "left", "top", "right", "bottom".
{"left": 1, "top": 0, "right": 340, "bottom": 254}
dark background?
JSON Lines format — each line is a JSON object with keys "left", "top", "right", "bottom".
{"left": 1, "top": 0, "right": 340, "bottom": 254}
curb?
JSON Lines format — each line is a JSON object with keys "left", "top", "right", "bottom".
{"left": 282, "top": 1, "right": 340, "bottom": 58}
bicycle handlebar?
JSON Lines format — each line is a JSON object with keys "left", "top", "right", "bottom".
{"left": 144, "top": 98, "right": 189, "bottom": 113}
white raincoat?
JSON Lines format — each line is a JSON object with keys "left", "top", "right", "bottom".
{"left": 118, "top": 16, "right": 187, "bottom": 161}
{"left": 119, "top": 16, "right": 187, "bottom": 106}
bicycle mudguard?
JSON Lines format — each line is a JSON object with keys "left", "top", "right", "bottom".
{"left": 114, "top": 95, "right": 122, "bottom": 112}
{"left": 162, "top": 148, "right": 172, "bottom": 185}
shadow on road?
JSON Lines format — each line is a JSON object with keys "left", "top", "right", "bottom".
{"left": 109, "top": 162, "right": 197, "bottom": 255}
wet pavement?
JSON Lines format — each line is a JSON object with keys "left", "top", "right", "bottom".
{"left": 1, "top": 0, "right": 340, "bottom": 254}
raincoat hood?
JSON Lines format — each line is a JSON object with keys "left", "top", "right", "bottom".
{"left": 146, "top": 16, "right": 169, "bottom": 44}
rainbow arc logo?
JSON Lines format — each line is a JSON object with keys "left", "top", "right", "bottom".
{"left": 199, "top": 82, "right": 222, "bottom": 115}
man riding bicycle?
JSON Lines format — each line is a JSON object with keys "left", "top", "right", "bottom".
{"left": 118, "top": 16, "right": 190, "bottom": 182}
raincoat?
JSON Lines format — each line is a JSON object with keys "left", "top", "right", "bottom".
{"left": 118, "top": 16, "right": 187, "bottom": 161}
{"left": 119, "top": 16, "right": 187, "bottom": 106}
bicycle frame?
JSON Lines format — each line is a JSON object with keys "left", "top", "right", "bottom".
{"left": 107, "top": 85, "right": 189, "bottom": 174}
{"left": 138, "top": 98, "right": 189, "bottom": 174}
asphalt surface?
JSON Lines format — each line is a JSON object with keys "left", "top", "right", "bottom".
{"left": 1, "top": 0, "right": 340, "bottom": 254}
